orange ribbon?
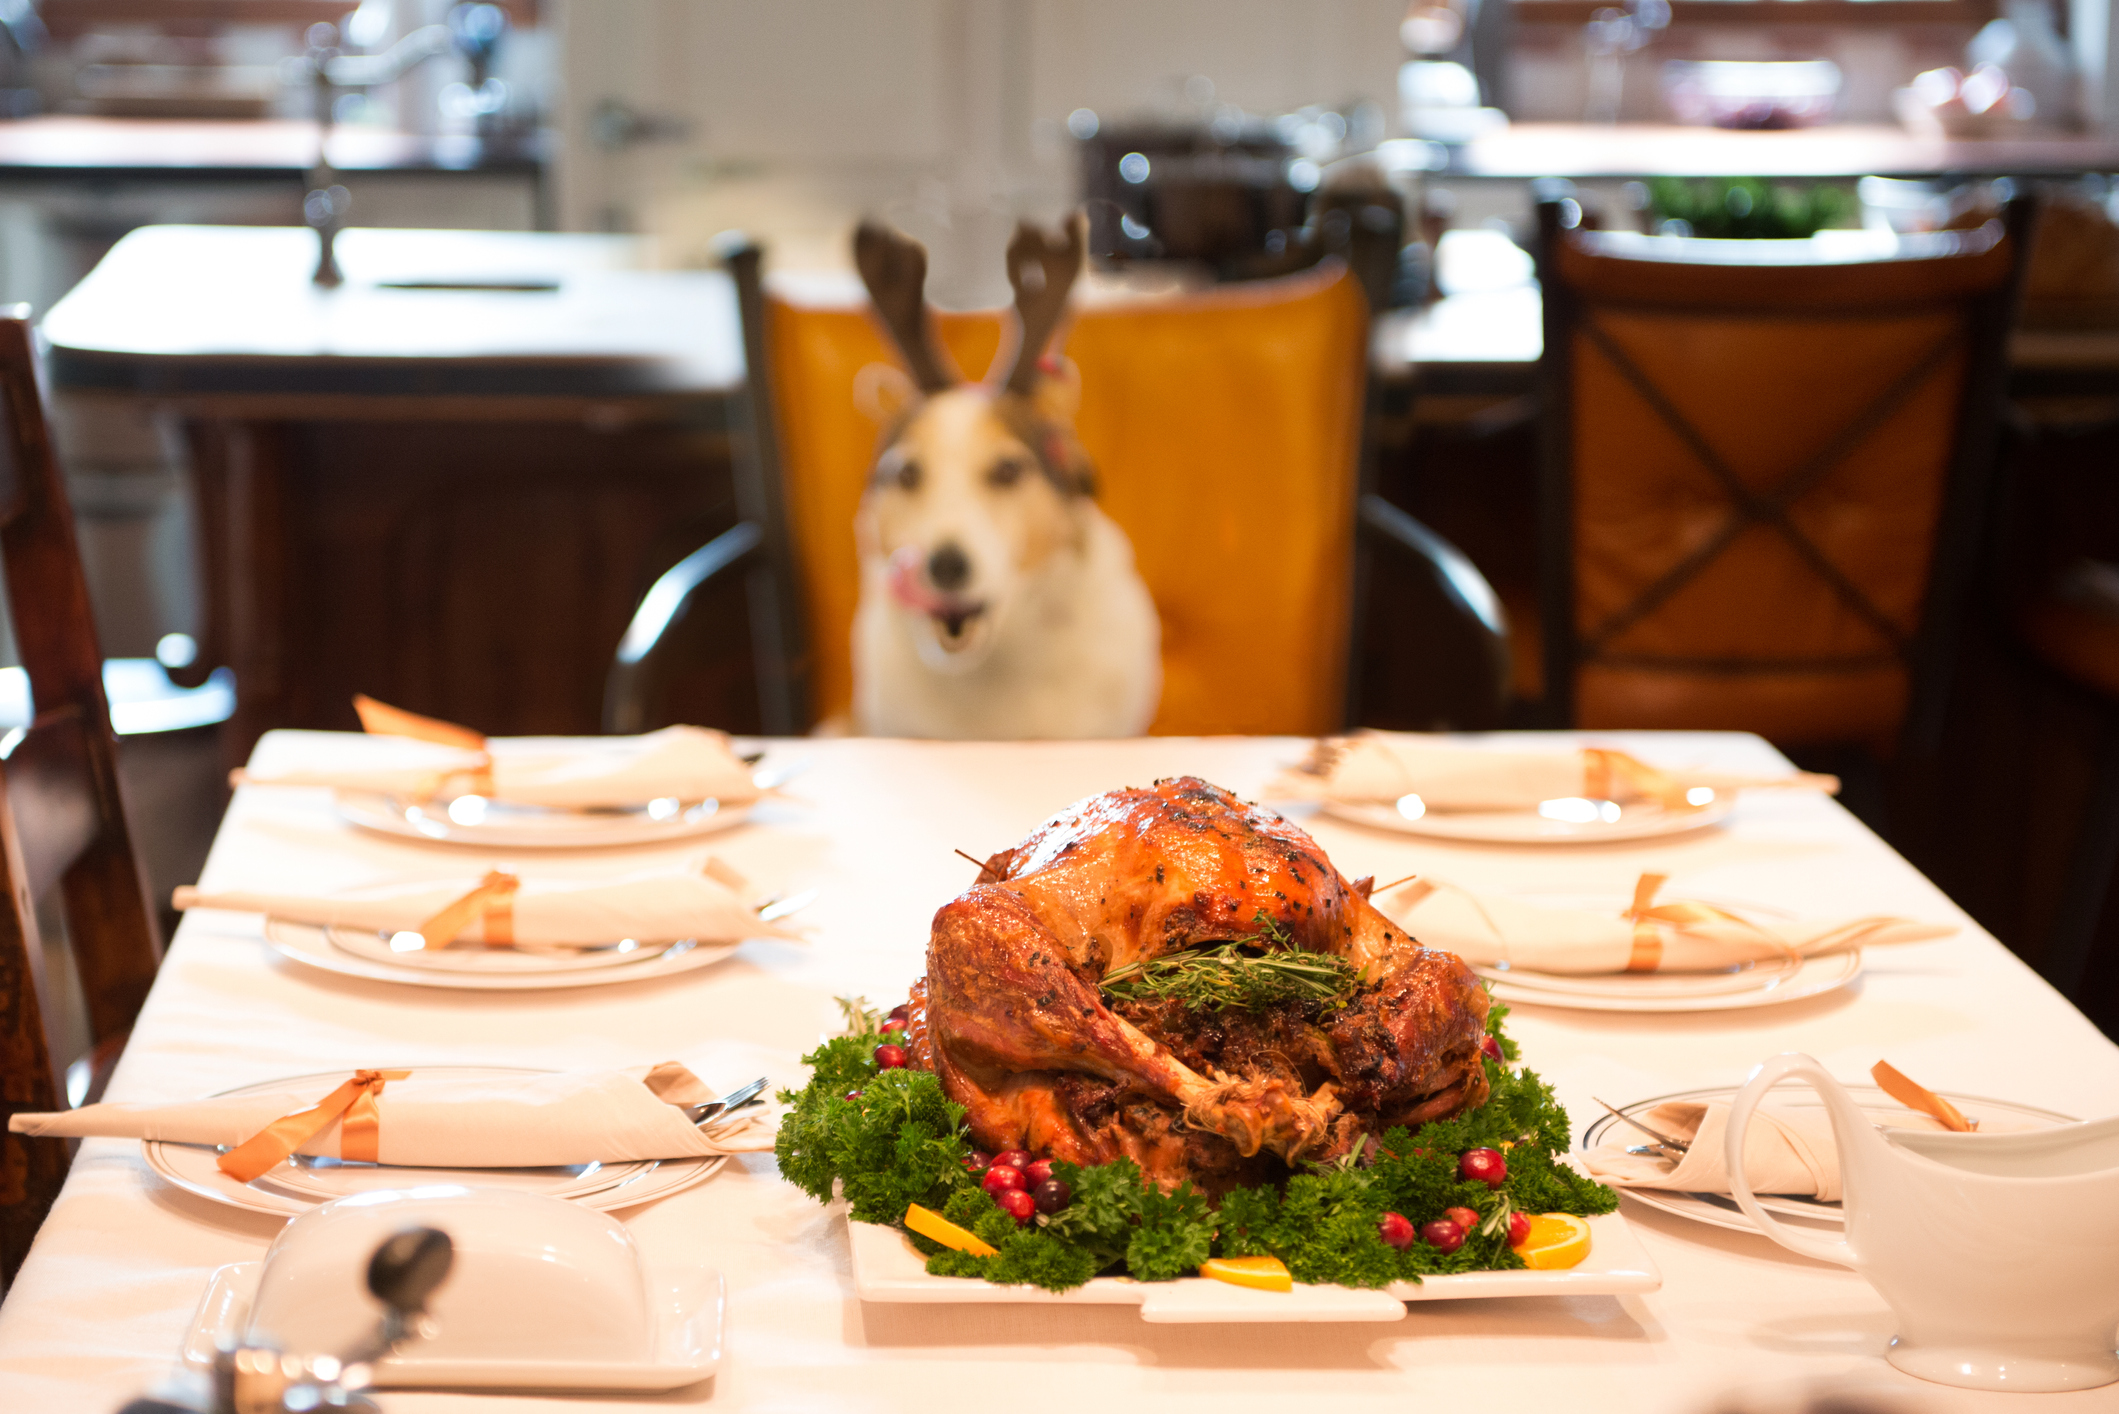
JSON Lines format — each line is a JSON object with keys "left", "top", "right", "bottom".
{"left": 353, "top": 695, "right": 496, "bottom": 801}
{"left": 1622, "top": 872, "right": 1798, "bottom": 973}
{"left": 217, "top": 1068, "right": 411, "bottom": 1182}
{"left": 1584, "top": 749, "right": 1697, "bottom": 811}
{"left": 413, "top": 870, "right": 520, "bottom": 949}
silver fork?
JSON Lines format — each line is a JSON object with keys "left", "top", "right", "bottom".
{"left": 683, "top": 1075, "right": 771, "bottom": 1127}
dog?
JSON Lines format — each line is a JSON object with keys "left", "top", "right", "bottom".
{"left": 846, "top": 214, "right": 1160, "bottom": 740}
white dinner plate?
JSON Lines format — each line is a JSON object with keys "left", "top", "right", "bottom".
{"left": 264, "top": 917, "right": 742, "bottom": 991}
{"left": 845, "top": 1207, "right": 1659, "bottom": 1321}
{"left": 327, "top": 921, "right": 684, "bottom": 973}
{"left": 181, "top": 1261, "right": 725, "bottom": 1391}
{"left": 1582, "top": 1084, "right": 2080, "bottom": 1236}
{"left": 1480, "top": 947, "right": 1861, "bottom": 1013}
{"left": 336, "top": 790, "right": 755, "bottom": 849}
{"left": 141, "top": 1067, "right": 728, "bottom": 1217}
{"left": 1322, "top": 793, "right": 1734, "bottom": 843}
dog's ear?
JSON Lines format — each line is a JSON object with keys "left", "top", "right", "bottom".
{"left": 854, "top": 362, "right": 921, "bottom": 427}
{"left": 1030, "top": 356, "right": 1081, "bottom": 424}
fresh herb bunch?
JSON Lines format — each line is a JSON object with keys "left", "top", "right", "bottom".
{"left": 1100, "top": 916, "right": 1362, "bottom": 1012}
{"left": 1644, "top": 176, "right": 1849, "bottom": 239}
{"left": 777, "top": 996, "right": 1614, "bottom": 1291}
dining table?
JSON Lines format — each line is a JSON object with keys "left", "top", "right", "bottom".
{"left": 1, "top": 726, "right": 2115, "bottom": 1414}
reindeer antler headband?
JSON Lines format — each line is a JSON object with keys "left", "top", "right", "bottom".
{"left": 852, "top": 212, "right": 1088, "bottom": 397}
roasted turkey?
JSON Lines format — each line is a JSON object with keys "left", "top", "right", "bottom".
{"left": 902, "top": 777, "right": 1491, "bottom": 1194}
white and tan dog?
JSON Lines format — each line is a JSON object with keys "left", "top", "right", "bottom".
{"left": 847, "top": 215, "right": 1160, "bottom": 739}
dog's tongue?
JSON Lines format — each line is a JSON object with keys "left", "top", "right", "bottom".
{"left": 887, "top": 547, "right": 956, "bottom": 615}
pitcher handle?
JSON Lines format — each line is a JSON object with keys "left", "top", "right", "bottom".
{"left": 1725, "top": 1052, "right": 1859, "bottom": 1268}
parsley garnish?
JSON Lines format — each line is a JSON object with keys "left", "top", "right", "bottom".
{"left": 777, "top": 998, "right": 1614, "bottom": 1291}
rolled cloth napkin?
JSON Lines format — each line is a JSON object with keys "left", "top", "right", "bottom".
{"left": 1580, "top": 1098, "right": 2016, "bottom": 1202}
{"left": 1269, "top": 731, "right": 1837, "bottom": 810}
{"left": 1376, "top": 874, "right": 1952, "bottom": 974}
{"left": 173, "top": 856, "right": 797, "bottom": 948}
{"left": 6, "top": 1062, "right": 774, "bottom": 1171}
{"left": 234, "top": 696, "right": 760, "bottom": 810}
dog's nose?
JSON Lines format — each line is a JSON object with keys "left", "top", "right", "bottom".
{"left": 927, "top": 542, "right": 970, "bottom": 593}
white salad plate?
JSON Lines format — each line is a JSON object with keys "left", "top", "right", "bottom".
{"left": 327, "top": 918, "right": 686, "bottom": 973}
{"left": 180, "top": 1261, "right": 724, "bottom": 1391}
{"left": 335, "top": 790, "right": 755, "bottom": 849}
{"left": 264, "top": 917, "right": 742, "bottom": 992}
{"left": 1478, "top": 948, "right": 1862, "bottom": 1013}
{"left": 142, "top": 1068, "right": 727, "bottom": 1217}
{"left": 845, "top": 1208, "right": 1659, "bottom": 1322}
{"left": 1322, "top": 793, "right": 1733, "bottom": 844}
{"left": 1583, "top": 1084, "right": 2080, "bottom": 1236}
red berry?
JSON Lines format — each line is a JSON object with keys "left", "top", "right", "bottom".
{"left": 992, "top": 1149, "right": 1033, "bottom": 1171}
{"left": 1459, "top": 1148, "right": 1507, "bottom": 1189}
{"left": 880, "top": 1016, "right": 907, "bottom": 1034}
{"left": 1480, "top": 1034, "right": 1503, "bottom": 1063}
{"left": 1024, "top": 1159, "right": 1055, "bottom": 1187}
{"left": 1421, "top": 1219, "right": 1466, "bottom": 1253}
{"left": 1444, "top": 1206, "right": 1480, "bottom": 1231}
{"left": 1377, "top": 1211, "right": 1415, "bottom": 1250}
{"left": 888, "top": 1004, "right": 911, "bottom": 1023}
{"left": 963, "top": 1150, "right": 992, "bottom": 1174}
{"left": 995, "top": 1188, "right": 1036, "bottom": 1224}
{"left": 844, "top": 1090, "right": 863, "bottom": 1101}
{"left": 1033, "top": 1178, "right": 1072, "bottom": 1214}
{"left": 1507, "top": 1211, "right": 1532, "bottom": 1246}
{"left": 981, "top": 1165, "right": 1028, "bottom": 1196}
{"left": 873, "top": 1043, "right": 907, "bottom": 1070}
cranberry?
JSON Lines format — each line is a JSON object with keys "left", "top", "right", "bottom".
{"left": 1480, "top": 1034, "right": 1504, "bottom": 1063}
{"left": 995, "top": 1188, "right": 1036, "bottom": 1224}
{"left": 981, "top": 1165, "right": 1028, "bottom": 1196}
{"left": 880, "top": 1016, "right": 907, "bottom": 1034}
{"left": 1033, "top": 1178, "right": 1072, "bottom": 1214}
{"left": 1421, "top": 1219, "right": 1467, "bottom": 1254}
{"left": 888, "top": 1004, "right": 911, "bottom": 1023}
{"left": 1024, "top": 1159, "right": 1055, "bottom": 1187}
{"left": 1459, "top": 1148, "right": 1507, "bottom": 1189}
{"left": 1507, "top": 1211, "right": 1532, "bottom": 1246}
{"left": 873, "top": 1043, "right": 907, "bottom": 1070}
{"left": 844, "top": 1090, "right": 863, "bottom": 1101}
{"left": 1377, "top": 1211, "right": 1415, "bottom": 1250}
{"left": 1444, "top": 1206, "right": 1480, "bottom": 1232}
{"left": 992, "top": 1149, "right": 1033, "bottom": 1171}
{"left": 962, "top": 1150, "right": 992, "bottom": 1175}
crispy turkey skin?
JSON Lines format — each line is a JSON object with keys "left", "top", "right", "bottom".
{"left": 903, "top": 777, "right": 1490, "bottom": 1193}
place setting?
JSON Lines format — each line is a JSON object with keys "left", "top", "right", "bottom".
{"left": 1270, "top": 730, "right": 1839, "bottom": 844}
{"left": 173, "top": 853, "right": 814, "bottom": 991}
{"left": 7, "top": 1060, "right": 776, "bottom": 1219}
{"left": 234, "top": 696, "right": 800, "bottom": 849}
{"left": 1368, "top": 869, "right": 1952, "bottom": 1011}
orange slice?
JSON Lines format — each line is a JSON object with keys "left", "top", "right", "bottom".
{"left": 1200, "top": 1255, "right": 1292, "bottom": 1292}
{"left": 905, "top": 1203, "right": 997, "bottom": 1257}
{"left": 1513, "top": 1213, "right": 1591, "bottom": 1270}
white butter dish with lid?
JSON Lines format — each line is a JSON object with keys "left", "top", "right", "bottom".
{"left": 182, "top": 1185, "right": 722, "bottom": 1391}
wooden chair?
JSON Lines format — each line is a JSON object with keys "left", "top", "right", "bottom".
{"left": 0, "top": 308, "right": 163, "bottom": 1286}
{"left": 1532, "top": 196, "right": 2034, "bottom": 755}
{"left": 606, "top": 246, "right": 1507, "bottom": 736}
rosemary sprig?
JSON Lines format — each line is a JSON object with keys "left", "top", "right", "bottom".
{"left": 1100, "top": 920, "right": 1361, "bottom": 1013}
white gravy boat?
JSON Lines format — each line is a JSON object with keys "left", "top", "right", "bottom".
{"left": 1727, "top": 1053, "right": 2119, "bottom": 1391}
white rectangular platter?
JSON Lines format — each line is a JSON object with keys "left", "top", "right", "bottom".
{"left": 847, "top": 1209, "right": 1660, "bottom": 1323}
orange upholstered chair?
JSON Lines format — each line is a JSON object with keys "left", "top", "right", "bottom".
{"left": 1532, "top": 197, "right": 2033, "bottom": 754}
{"left": 607, "top": 246, "right": 1508, "bottom": 738}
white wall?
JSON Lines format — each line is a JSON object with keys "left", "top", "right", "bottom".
{"left": 552, "top": 0, "right": 1404, "bottom": 303}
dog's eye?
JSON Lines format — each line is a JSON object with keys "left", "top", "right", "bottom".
{"left": 986, "top": 458, "right": 1027, "bottom": 488}
{"left": 882, "top": 457, "right": 920, "bottom": 491}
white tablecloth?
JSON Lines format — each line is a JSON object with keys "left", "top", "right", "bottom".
{"left": 3, "top": 731, "right": 2115, "bottom": 1414}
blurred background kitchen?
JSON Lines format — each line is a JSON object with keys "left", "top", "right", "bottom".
{"left": 5, "top": 0, "right": 2118, "bottom": 1040}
